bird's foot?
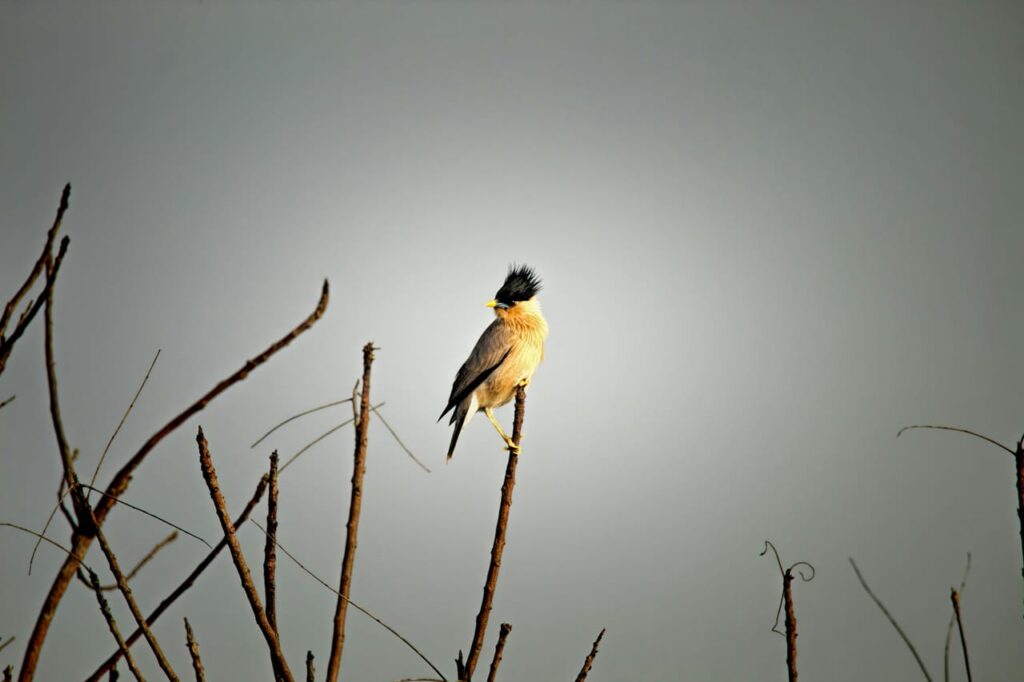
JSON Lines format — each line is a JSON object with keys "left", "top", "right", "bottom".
{"left": 502, "top": 436, "right": 521, "bottom": 455}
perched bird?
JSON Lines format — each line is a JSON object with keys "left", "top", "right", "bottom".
{"left": 439, "top": 265, "right": 549, "bottom": 460}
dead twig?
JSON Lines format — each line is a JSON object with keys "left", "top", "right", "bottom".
{"left": 485, "top": 624, "right": 511, "bottom": 682}
{"left": 326, "top": 343, "right": 376, "bottom": 682}
{"left": 77, "top": 531, "right": 179, "bottom": 591}
{"left": 950, "top": 589, "right": 973, "bottom": 682}
{"left": 305, "top": 652, "right": 314, "bottom": 682}
{"left": 251, "top": 399, "right": 354, "bottom": 448}
{"left": 86, "top": 569, "right": 145, "bottom": 682}
{"left": 79, "top": 486, "right": 209, "bottom": 548}
{"left": 21, "top": 281, "right": 328, "bottom": 681}
{"left": 944, "top": 553, "right": 971, "bottom": 682}
{"left": 0, "top": 637, "right": 14, "bottom": 655}
{"left": 197, "top": 427, "right": 293, "bottom": 681}
{"left": 0, "top": 395, "right": 14, "bottom": 411}
{"left": 88, "top": 349, "right": 162, "bottom": 499}
{"left": 370, "top": 404, "right": 431, "bottom": 473}
{"left": 897, "top": 424, "right": 1014, "bottom": 455}
{"left": 183, "top": 618, "right": 206, "bottom": 682}
{"left": 86, "top": 475, "right": 269, "bottom": 682}
{"left": 760, "top": 542, "right": 814, "bottom": 681}
{"left": 849, "top": 558, "right": 932, "bottom": 682}
{"left": 264, "top": 451, "right": 280, "bottom": 633}
{"left": 92, "top": 520, "right": 179, "bottom": 681}
{"left": 251, "top": 521, "right": 447, "bottom": 681}
{"left": 459, "top": 385, "right": 526, "bottom": 681}
{"left": 574, "top": 628, "right": 606, "bottom": 682}
{"left": 278, "top": 402, "right": 385, "bottom": 474}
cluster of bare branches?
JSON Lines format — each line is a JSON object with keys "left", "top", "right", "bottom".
{"left": 1, "top": 186, "right": 606, "bottom": 682}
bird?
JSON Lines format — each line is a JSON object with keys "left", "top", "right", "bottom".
{"left": 439, "top": 264, "right": 549, "bottom": 461}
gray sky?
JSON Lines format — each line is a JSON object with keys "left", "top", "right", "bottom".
{"left": 2, "top": 1, "right": 1023, "bottom": 680}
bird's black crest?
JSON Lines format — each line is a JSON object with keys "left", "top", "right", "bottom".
{"left": 495, "top": 264, "right": 542, "bottom": 305}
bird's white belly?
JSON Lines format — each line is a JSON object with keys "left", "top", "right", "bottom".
{"left": 476, "top": 339, "right": 543, "bottom": 409}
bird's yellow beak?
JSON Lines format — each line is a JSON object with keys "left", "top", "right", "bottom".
{"left": 485, "top": 300, "right": 498, "bottom": 308}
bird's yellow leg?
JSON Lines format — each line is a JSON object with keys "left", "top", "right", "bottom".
{"left": 484, "top": 407, "right": 519, "bottom": 453}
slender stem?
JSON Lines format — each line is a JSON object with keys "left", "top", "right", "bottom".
{"left": 944, "top": 553, "right": 971, "bottom": 682}
{"left": 197, "top": 427, "right": 293, "bottom": 681}
{"left": 86, "top": 569, "right": 145, "bottom": 682}
{"left": 783, "top": 572, "right": 797, "bottom": 682}
{"left": 485, "top": 624, "right": 511, "bottom": 682}
{"left": 1016, "top": 438, "right": 1024, "bottom": 620}
{"left": 306, "top": 652, "right": 315, "bottom": 682}
{"left": 251, "top": 399, "right": 354, "bottom": 449}
{"left": 949, "top": 590, "right": 972, "bottom": 682}
{"left": 461, "top": 386, "right": 527, "bottom": 681}
{"left": 265, "top": 452, "right": 280, "bottom": 633}
{"left": 183, "top": 618, "right": 206, "bottom": 682}
{"left": 326, "top": 343, "right": 376, "bottom": 682}
{"left": 574, "top": 628, "right": 606, "bottom": 682}
{"left": 849, "top": 558, "right": 932, "bottom": 681}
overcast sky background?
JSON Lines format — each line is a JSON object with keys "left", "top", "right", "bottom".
{"left": 2, "top": 2, "right": 1023, "bottom": 680}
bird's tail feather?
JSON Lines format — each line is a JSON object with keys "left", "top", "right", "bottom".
{"left": 446, "top": 413, "right": 466, "bottom": 462}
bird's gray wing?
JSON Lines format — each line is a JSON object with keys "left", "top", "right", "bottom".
{"left": 438, "top": 319, "right": 513, "bottom": 422}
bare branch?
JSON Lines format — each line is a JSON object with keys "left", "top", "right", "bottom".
{"left": 1, "top": 522, "right": 91, "bottom": 571}
{"left": 897, "top": 424, "right": 1014, "bottom": 456}
{"left": 88, "top": 349, "right": 161, "bottom": 499}
{"left": 485, "top": 624, "right": 511, "bottom": 682}
{"left": 0, "top": 637, "right": 14, "bottom": 655}
{"left": 79, "top": 486, "right": 209, "bottom": 548}
{"left": 0, "top": 395, "right": 14, "bottom": 411}
{"left": 92, "top": 521, "right": 179, "bottom": 681}
{"left": 85, "top": 475, "right": 269, "bottom": 682}
{"left": 183, "top": 618, "right": 206, "bottom": 682}
{"left": 943, "top": 553, "right": 971, "bottom": 682}
{"left": 22, "top": 281, "right": 328, "bottom": 681}
{"left": 264, "top": 451, "right": 280, "bottom": 634}
{"left": 90, "top": 532, "right": 178, "bottom": 591}
{"left": 574, "top": 628, "right": 606, "bottom": 682}
{"left": 461, "top": 385, "right": 527, "bottom": 681}
{"left": 849, "top": 558, "right": 932, "bottom": 682}
{"left": 250, "top": 521, "right": 448, "bottom": 682}
{"left": 326, "top": 344, "right": 376, "bottom": 682}
{"left": 251, "top": 399, "right": 354, "bottom": 449}
{"left": 950, "top": 589, "right": 973, "bottom": 682}
{"left": 197, "top": 427, "right": 292, "bottom": 681}
{"left": 86, "top": 569, "right": 145, "bottom": 682}
{"left": 305, "top": 652, "right": 315, "bottom": 682}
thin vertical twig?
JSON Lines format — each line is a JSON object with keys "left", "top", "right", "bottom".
{"left": 3, "top": 666, "right": 11, "bottom": 682}
{"left": 485, "top": 624, "right": 511, "bottom": 682}
{"left": 197, "top": 427, "right": 293, "bottom": 682}
{"left": 460, "top": 385, "right": 527, "bottom": 681}
{"left": 92, "top": 521, "right": 179, "bottom": 681}
{"left": 183, "top": 618, "right": 206, "bottom": 682}
{"left": 574, "top": 628, "right": 606, "bottom": 682}
{"left": 950, "top": 589, "right": 973, "bottom": 682}
{"left": 326, "top": 343, "right": 376, "bottom": 682}
{"left": 85, "top": 475, "right": 269, "bottom": 682}
{"left": 760, "top": 542, "right": 814, "bottom": 682}
{"left": 86, "top": 569, "right": 145, "bottom": 682}
{"left": 265, "top": 451, "right": 280, "bottom": 633}
{"left": 1015, "top": 435, "right": 1024, "bottom": 616}
{"left": 944, "top": 553, "right": 971, "bottom": 682}
{"left": 306, "top": 652, "right": 315, "bottom": 682}
{"left": 21, "top": 281, "right": 327, "bottom": 682}
{"left": 849, "top": 558, "right": 933, "bottom": 681}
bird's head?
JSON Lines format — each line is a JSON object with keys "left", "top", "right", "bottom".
{"left": 486, "top": 264, "right": 542, "bottom": 319}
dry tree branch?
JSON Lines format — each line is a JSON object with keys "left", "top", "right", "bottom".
{"left": 251, "top": 399, "right": 354, "bottom": 449}
{"left": 0, "top": 637, "right": 14, "bottom": 655}
{"left": 325, "top": 343, "right": 376, "bottom": 682}
{"left": 2, "top": 667, "right": 10, "bottom": 682}
{"left": 21, "top": 281, "right": 328, "bottom": 681}
{"left": 574, "top": 628, "right": 606, "bottom": 682}
{"left": 0, "top": 183, "right": 70, "bottom": 372}
{"left": 943, "top": 553, "right": 971, "bottom": 682}
{"left": 0, "top": 395, "right": 14, "bottom": 411}
{"left": 86, "top": 569, "right": 145, "bottom": 682}
{"left": 459, "top": 385, "right": 527, "bottom": 682}
{"left": 88, "top": 349, "right": 162, "bottom": 499}
{"left": 250, "top": 521, "right": 448, "bottom": 681}
{"left": 949, "top": 590, "right": 973, "bottom": 682}
{"left": 897, "top": 424, "right": 1014, "bottom": 456}
{"left": 86, "top": 475, "right": 269, "bottom": 682}
{"left": 197, "top": 427, "right": 293, "bottom": 681}
{"left": 183, "top": 619, "right": 206, "bottom": 682}
{"left": 264, "top": 451, "right": 280, "bottom": 634}
{"left": 849, "top": 558, "right": 932, "bottom": 682}
{"left": 485, "top": 624, "right": 511, "bottom": 682}
{"left": 760, "top": 541, "right": 815, "bottom": 682}
{"left": 305, "top": 652, "right": 314, "bottom": 682}
{"left": 91, "top": 520, "right": 179, "bottom": 681}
